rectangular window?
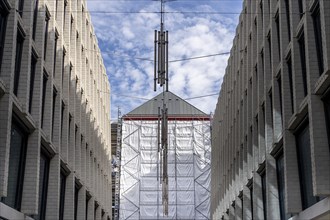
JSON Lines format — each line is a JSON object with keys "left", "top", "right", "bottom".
{"left": 94, "top": 202, "right": 99, "bottom": 220}
{"left": 298, "top": 33, "right": 308, "bottom": 97}
{"left": 63, "top": 1, "right": 67, "bottom": 30}
{"left": 61, "top": 49, "right": 65, "bottom": 88}
{"left": 18, "top": 0, "right": 24, "bottom": 16}
{"left": 267, "top": 34, "right": 272, "bottom": 72}
{"left": 36, "top": 148, "right": 50, "bottom": 220}
{"left": 260, "top": 1, "right": 263, "bottom": 27}
{"left": 276, "top": 149, "right": 286, "bottom": 220}
{"left": 269, "top": 90, "right": 274, "bottom": 129}
{"left": 55, "top": 0, "right": 59, "bottom": 18}
{"left": 53, "top": 32, "right": 58, "bottom": 77}
{"left": 261, "top": 170, "right": 267, "bottom": 220}
{"left": 52, "top": 87, "right": 57, "bottom": 140}
{"left": 74, "top": 182, "right": 80, "bottom": 220}
{"left": 0, "top": 4, "right": 8, "bottom": 72}
{"left": 32, "top": 0, "right": 39, "bottom": 40}
{"left": 284, "top": 0, "right": 291, "bottom": 40}
{"left": 29, "top": 53, "right": 37, "bottom": 113}
{"left": 85, "top": 193, "right": 91, "bottom": 220}
{"left": 295, "top": 120, "right": 321, "bottom": 209}
{"left": 41, "top": 71, "right": 48, "bottom": 128}
{"left": 2, "top": 117, "right": 28, "bottom": 210}
{"left": 60, "top": 101, "right": 64, "bottom": 140}
{"left": 312, "top": 3, "right": 324, "bottom": 76}
{"left": 277, "top": 75, "right": 283, "bottom": 125}
{"left": 44, "top": 11, "right": 50, "bottom": 60}
{"left": 287, "top": 55, "right": 294, "bottom": 114}
{"left": 249, "top": 184, "right": 254, "bottom": 219}
{"left": 323, "top": 93, "right": 330, "bottom": 151}
{"left": 13, "top": 31, "right": 24, "bottom": 96}
{"left": 298, "top": 0, "right": 303, "bottom": 19}
{"left": 59, "top": 168, "right": 67, "bottom": 220}
{"left": 275, "top": 13, "right": 281, "bottom": 61}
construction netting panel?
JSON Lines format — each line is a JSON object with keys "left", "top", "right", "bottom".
{"left": 120, "top": 120, "right": 211, "bottom": 219}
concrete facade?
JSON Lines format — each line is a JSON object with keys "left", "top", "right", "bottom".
{"left": 0, "top": 0, "right": 112, "bottom": 219}
{"left": 211, "top": 0, "right": 330, "bottom": 219}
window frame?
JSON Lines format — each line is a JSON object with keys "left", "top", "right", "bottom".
{"left": 13, "top": 27, "right": 25, "bottom": 96}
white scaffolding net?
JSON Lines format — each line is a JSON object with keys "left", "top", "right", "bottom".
{"left": 119, "top": 119, "right": 211, "bottom": 219}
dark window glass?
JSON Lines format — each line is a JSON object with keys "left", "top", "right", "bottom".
{"left": 13, "top": 32, "right": 24, "bottom": 96}
{"left": 284, "top": 0, "right": 291, "bottom": 40}
{"left": 36, "top": 149, "right": 50, "bottom": 220}
{"left": 287, "top": 55, "right": 294, "bottom": 114}
{"left": 296, "top": 121, "right": 320, "bottom": 209}
{"left": 269, "top": 90, "right": 273, "bottom": 129}
{"left": 44, "top": 13, "right": 49, "bottom": 60}
{"left": 298, "top": 0, "right": 303, "bottom": 18}
{"left": 94, "top": 202, "right": 99, "bottom": 220}
{"left": 59, "top": 169, "right": 66, "bottom": 220}
{"left": 55, "top": 0, "right": 58, "bottom": 17}
{"left": 32, "top": 0, "right": 38, "bottom": 40}
{"left": 41, "top": 72, "right": 48, "bottom": 128}
{"left": 2, "top": 118, "right": 28, "bottom": 210}
{"left": 267, "top": 34, "right": 272, "bottom": 71}
{"left": 277, "top": 76, "right": 283, "bottom": 125}
{"left": 323, "top": 93, "right": 330, "bottom": 151}
{"left": 261, "top": 171, "right": 267, "bottom": 220}
{"left": 298, "top": 33, "right": 307, "bottom": 97}
{"left": 86, "top": 193, "right": 91, "bottom": 220}
{"left": 74, "top": 183, "right": 80, "bottom": 220}
{"left": 276, "top": 150, "right": 286, "bottom": 220}
{"left": 29, "top": 54, "right": 37, "bottom": 113}
{"left": 0, "top": 6, "right": 8, "bottom": 72}
{"left": 18, "top": 0, "right": 24, "bottom": 16}
{"left": 249, "top": 185, "right": 253, "bottom": 219}
{"left": 312, "top": 4, "right": 324, "bottom": 76}
{"left": 61, "top": 49, "right": 65, "bottom": 87}
{"left": 52, "top": 87, "right": 57, "bottom": 140}
{"left": 68, "top": 114, "right": 72, "bottom": 143}
{"left": 260, "top": 2, "right": 263, "bottom": 26}
{"left": 60, "top": 101, "right": 64, "bottom": 140}
{"left": 275, "top": 13, "right": 281, "bottom": 60}
{"left": 53, "top": 33, "right": 58, "bottom": 77}
{"left": 63, "top": 2, "right": 67, "bottom": 30}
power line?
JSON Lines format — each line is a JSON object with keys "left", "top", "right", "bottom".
{"left": 184, "top": 93, "right": 219, "bottom": 100}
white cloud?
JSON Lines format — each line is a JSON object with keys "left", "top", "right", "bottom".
{"left": 87, "top": 0, "right": 242, "bottom": 120}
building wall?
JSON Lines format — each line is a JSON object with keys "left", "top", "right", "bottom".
{"left": 211, "top": 0, "right": 330, "bottom": 219}
{"left": 0, "top": 0, "right": 112, "bottom": 219}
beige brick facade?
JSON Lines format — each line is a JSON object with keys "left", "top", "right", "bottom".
{"left": 0, "top": 0, "right": 112, "bottom": 219}
{"left": 211, "top": 0, "right": 330, "bottom": 219}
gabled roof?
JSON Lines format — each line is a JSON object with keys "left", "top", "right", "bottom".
{"left": 123, "top": 91, "right": 209, "bottom": 120}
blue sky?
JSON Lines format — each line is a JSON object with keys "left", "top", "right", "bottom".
{"left": 86, "top": 0, "right": 243, "bottom": 120}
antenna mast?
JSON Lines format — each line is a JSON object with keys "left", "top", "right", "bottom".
{"left": 154, "top": 0, "right": 169, "bottom": 216}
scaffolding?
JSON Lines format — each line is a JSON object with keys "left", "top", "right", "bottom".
{"left": 119, "top": 117, "right": 211, "bottom": 219}
{"left": 114, "top": 109, "right": 122, "bottom": 220}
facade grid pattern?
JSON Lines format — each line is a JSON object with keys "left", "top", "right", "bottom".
{"left": 211, "top": 0, "right": 330, "bottom": 219}
{"left": 0, "top": 0, "right": 112, "bottom": 219}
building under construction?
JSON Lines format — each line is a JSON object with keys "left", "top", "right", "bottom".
{"left": 118, "top": 91, "right": 211, "bottom": 219}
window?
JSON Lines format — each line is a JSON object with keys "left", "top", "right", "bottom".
{"left": 44, "top": 10, "right": 50, "bottom": 60}
{"left": 61, "top": 48, "right": 66, "bottom": 88}
{"left": 74, "top": 182, "right": 80, "bottom": 220}
{"left": 41, "top": 71, "right": 48, "bottom": 128}
{"left": 36, "top": 148, "right": 50, "bottom": 220}
{"left": 59, "top": 168, "right": 67, "bottom": 220}
{"left": 284, "top": 0, "right": 291, "bottom": 40}
{"left": 52, "top": 87, "right": 57, "bottom": 140}
{"left": 312, "top": 3, "right": 324, "bottom": 76}
{"left": 63, "top": 1, "right": 67, "bottom": 30}
{"left": 53, "top": 32, "right": 58, "bottom": 77}
{"left": 323, "top": 93, "right": 330, "bottom": 151}
{"left": 248, "top": 182, "right": 253, "bottom": 219}
{"left": 276, "top": 149, "right": 286, "bottom": 220}
{"left": 94, "top": 201, "right": 99, "bottom": 220}
{"left": 286, "top": 55, "right": 294, "bottom": 114}
{"left": 267, "top": 33, "right": 272, "bottom": 71}
{"left": 0, "top": 4, "right": 8, "bottom": 72}
{"left": 260, "top": 170, "right": 267, "bottom": 219}
{"left": 298, "top": 32, "right": 308, "bottom": 97}
{"left": 277, "top": 75, "right": 283, "bottom": 125}
{"left": 269, "top": 90, "right": 273, "bottom": 129}
{"left": 260, "top": 1, "right": 263, "bottom": 27}
{"left": 29, "top": 52, "right": 37, "bottom": 113}
{"left": 275, "top": 12, "right": 281, "bottom": 61}
{"left": 32, "top": 0, "right": 38, "bottom": 40}
{"left": 18, "top": 0, "right": 24, "bottom": 16}
{"left": 295, "top": 120, "right": 321, "bottom": 209}
{"left": 298, "top": 0, "right": 303, "bottom": 19}
{"left": 86, "top": 193, "right": 91, "bottom": 220}
{"left": 60, "top": 101, "right": 64, "bottom": 140}
{"left": 1, "top": 117, "right": 28, "bottom": 210}
{"left": 13, "top": 30, "right": 24, "bottom": 96}
{"left": 55, "top": 0, "right": 59, "bottom": 18}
